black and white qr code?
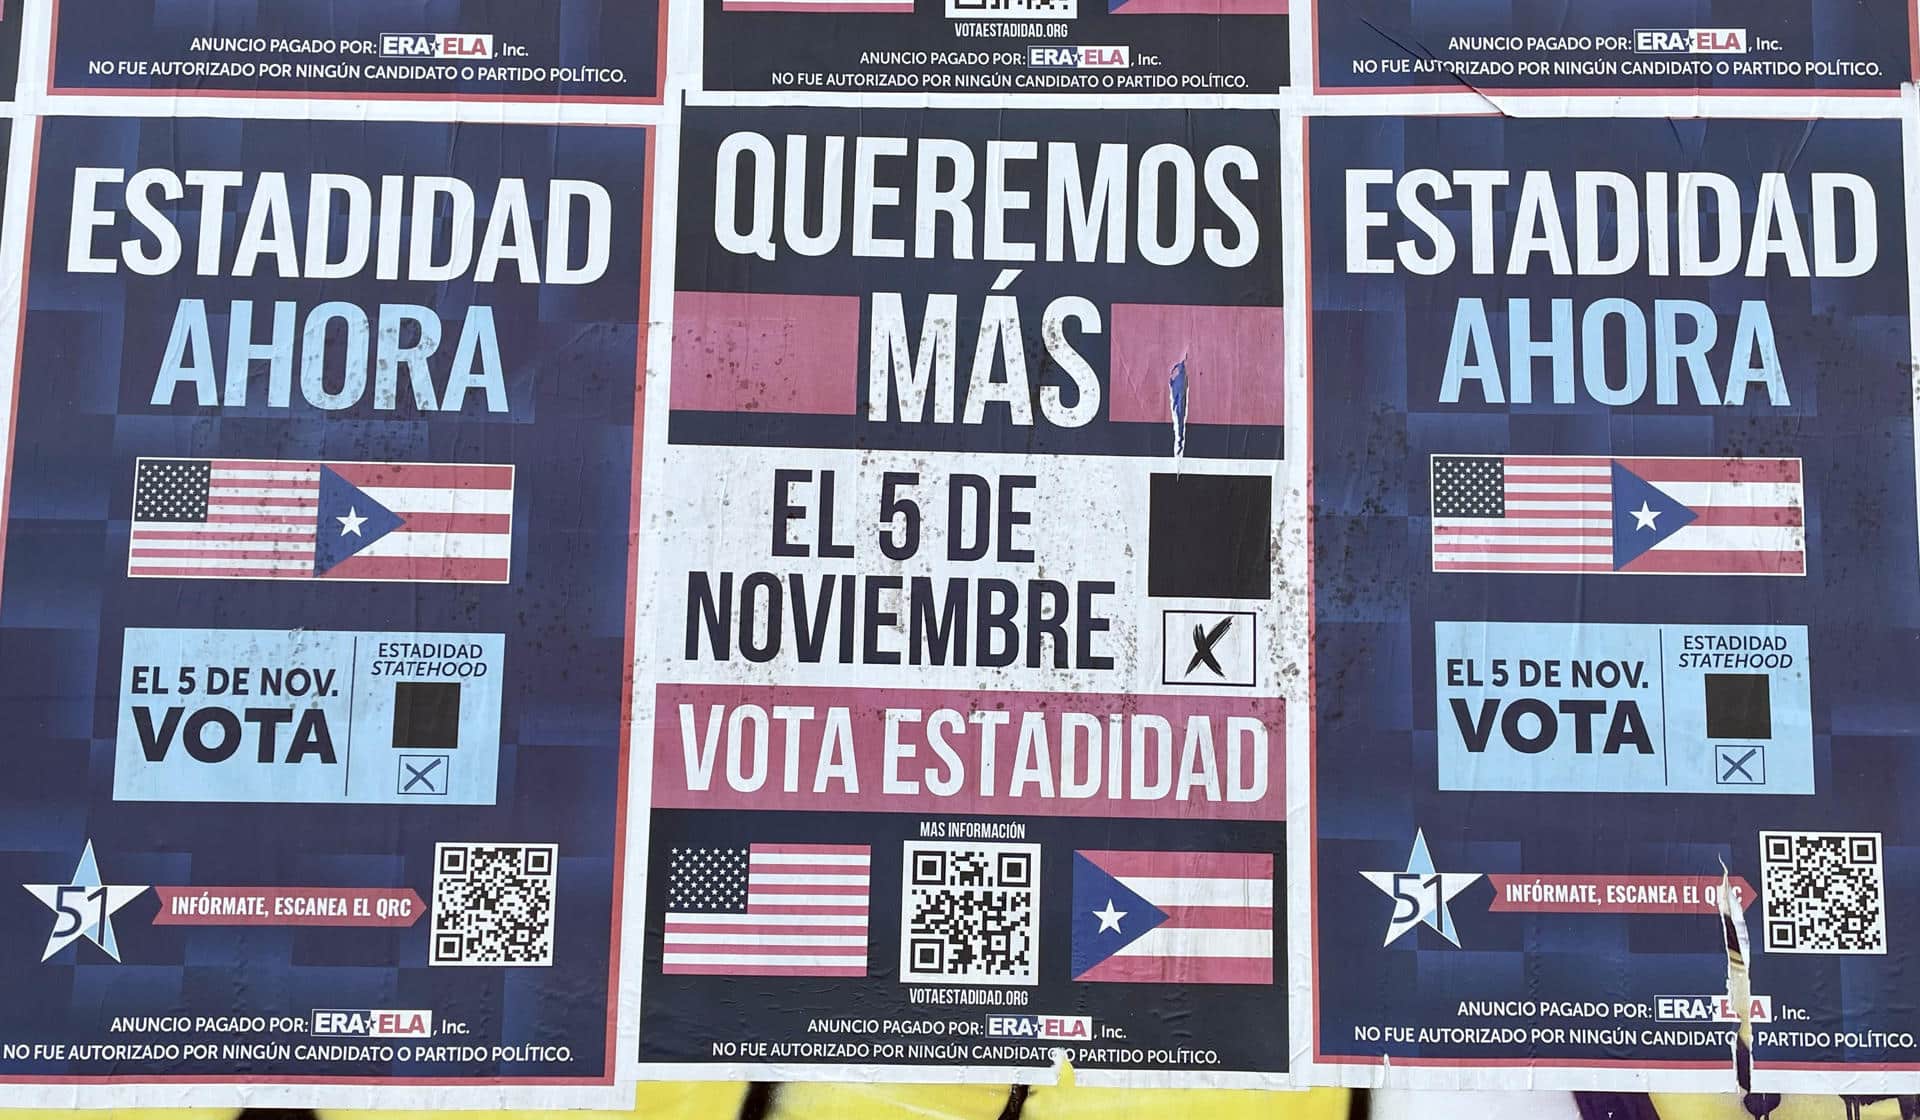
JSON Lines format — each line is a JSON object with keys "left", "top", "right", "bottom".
{"left": 1760, "top": 831, "right": 1886, "bottom": 955}
{"left": 944, "top": 0, "right": 1077, "bottom": 19}
{"left": 899, "top": 841, "right": 1040, "bottom": 985}
{"left": 430, "top": 842, "right": 559, "bottom": 967}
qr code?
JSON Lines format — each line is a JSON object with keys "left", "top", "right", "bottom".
{"left": 430, "top": 843, "right": 559, "bottom": 966}
{"left": 1760, "top": 831, "right": 1886, "bottom": 955}
{"left": 944, "top": 0, "right": 1077, "bottom": 18}
{"left": 900, "top": 841, "right": 1040, "bottom": 985}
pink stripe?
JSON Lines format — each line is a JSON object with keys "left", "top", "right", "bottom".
{"left": 316, "top": 555, "right": 510, "bottom": 582}
{"left": 663, "top": 964, "right": 866, "bottom": 976}
{"left": 1498, "top": 509, "right": 1612, "bottom": 520}
{"left": 1114, "top": 0, "right": 1286, "bottom": 12}
{"left": 752, "top": 882, "right": 868, "bottom": 895}
{"left": 129, "top": 566, "right": 312, "bottom": 579}
{"left": 327, "top": 463, "right": 514, "bottom": 490}
{"left": 1623, "top": 457, "right": 1800, "bottom": 483}
{"left": 1077, "top": 954, "right": 1272, "bottom": 984}
{"left": 1689, "top": 506, "right": 1803, "bottom": 528}
{"left": 661, "top": 940, "right": 864, "bottom": 956}
{"left": 210, "top": 497, "right": 314, "bottom": 508}
{"left": 1502, "top": 490, "right": 1610, "bottom": 502}
{"left": 205, "top": 514, "right": 314, "bottom": 525}
{"left": 1107, "top": 304, "right": 1284, "bottom": 425}
{"left": 132, "top": 530, "right": 313, "bottom": 543}
{"left": 747, "top": 904, "right": 870, "bottom": 915}
{"left": 1620, "top": 550, "right": 1806, "bottom": 574}
{"left": 655, "top": 685, "right": 1282, "bottom": 821}
{"left": 1504, "top": 456, "right": 1610, "bottom": 468}
{"left": 664, "top": 921, "right": 866, "bottom": 933}
{"left": 1436, "top": 544, "right": 1611, "bottom": 556}
{"left": 1434, "top": 561, "right": 1613, "bottom": 572}
{"left": 1083, "top": 850, "right": 1272, "bottom": 879}
{"left": 722, "top": 1, "right": 911, "bottom": 8}
{"left": 1435, "top": 525, "right": 1609, "bottom": 537}
{"left": 386, "top": 512, "right": 513, "bottom": 534}
{"left": 672, "top": 292, "right": 860, "bottom": 416}
{"left": 130, "top": 548, "right": 313, "bottom": 561}
{"left": 752, "top": 843, "right": 870, "bottom": 856}
{"left": 1159, "top": 905, "right": 1272, "bottom": 929}
{"left": 213, "top": 459, "right": 312, "bottom": 471}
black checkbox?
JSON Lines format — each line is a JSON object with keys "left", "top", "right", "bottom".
{"left": 1705, "top": 673, "right": 1771, "bottom": 739}
{"left": 392, "top": 681, "right": 462, "bottom": 750}
{"left": 1147, "top": 474, "right": 1272, "bottom": 600}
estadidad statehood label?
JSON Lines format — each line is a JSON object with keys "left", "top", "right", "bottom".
{"left": 1434, "top": 622, "right": 1811, "bottom": 794}
{"left": 116, "top": 628, "right": 505, "bottom": 804}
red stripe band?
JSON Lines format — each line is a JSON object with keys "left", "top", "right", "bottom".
{"left": 1081, "top": 850, "right": 1273, "bottom": 879}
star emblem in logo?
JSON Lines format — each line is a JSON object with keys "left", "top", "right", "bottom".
{"left": 1359, "top": 830, "right": 1481, "bottom": 947}
{"left": 337, "top": 507, "right": 369, "bottom": 537}
{"left": 1092, "top": 899, "right": 1128, "bottom": 933}
{"left": 22, "top": 841, "right": 149, "bottom": 961}
{"left": 1631, "top": 501, "right": 1661, "bottom": 530}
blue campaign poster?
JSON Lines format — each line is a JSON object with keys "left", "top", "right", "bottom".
{"left": 0, "top": 115, "right": 650, "bottom": 1093}
{"left": 1308, "top": 115, "right": 1920, "bottom": 1089}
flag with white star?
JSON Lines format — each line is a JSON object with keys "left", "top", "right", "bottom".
{"left": 128, "top": 456, "right": 514, "bottom": 583}
{"left": 1429, "top": 454, "right": 1805, "bottom": 575}
{"left": 662, "top": 844, "right": 869, "bottom": 977}
{"left": 1070, "top": 850, "right": 1272, "bottom": 984}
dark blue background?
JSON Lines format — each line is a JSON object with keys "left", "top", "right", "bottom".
{"left": 1318, "top": 0, "right": 1911, "bottom": 90}
{"left": 53, "top": 0, "right": 660, "bottom": 100}
{"left": 0, "top": 116, "right": 647, "bottom": 1080}
{"left": 1310, "top": 117, "right": 1920, "bottom": 1066}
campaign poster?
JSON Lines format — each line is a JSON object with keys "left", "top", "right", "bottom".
{"left": 699, "top": 0, "right": 1286, "bottom": 94}
{"left": 1314, "top": 0, "right": 1915, "bottom": 93}
{"left": 50, "top": 0, "right": 663, "bottom": 102}
{"left": 1306, "top": 115, "right": 1920, "bottom": 1091}
{"left": 0, "top": 116, "right": 650, "bottom": 1105}
{"left": 633, "top": 107, "right": 1287, "bottom": 1086}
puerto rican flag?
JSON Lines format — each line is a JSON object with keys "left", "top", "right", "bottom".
{"left": 1430, "top": 454, "right": 1805, "bottom": 576}
{"left": 1071, "top": 850, "right": 1272, "bottom": 984}
{"left": 128, "top": 457, "right": 514, "bottom": 583}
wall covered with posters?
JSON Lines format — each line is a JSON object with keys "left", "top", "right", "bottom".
{"left": 0, "top": 0, "right": 1912, "bottom": 1112}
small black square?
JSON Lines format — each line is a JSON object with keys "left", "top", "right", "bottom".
{"left": 393, "top": 681, "right": 462, "bottom": 749}
{"left": 913, "top": 852, "right": 944, "bottom": 885}
{"left": 1147, "top": 474, "right": 1271, "bottom": 600}
{"left": 1705, "top": 673, "right": 1772, "bottom": 739}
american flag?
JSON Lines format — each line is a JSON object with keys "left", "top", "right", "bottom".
{"left": 1430, "top": 454, "right": 1805, "bottom": 576}
{"left": 1071, "top": 850, "right": 1272, "bottom": 984}
{"left": 662, "top": 844, "right": 870, "bottom": 977}
{"left": 128, "top": 457, "right": 514, "bottom": 583}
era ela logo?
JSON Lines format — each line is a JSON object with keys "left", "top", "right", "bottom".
{"left": 1634, "top": 28, "right": 1747, "bottom": 54}
{"left": 1657, "top": 995, "right": 1772, "bottom": 1023}
{"left": 1028, "top": 46, "right": 1130, "bottom": 69}
{"left": 314, "top": 1009, "right": 434, "bottom": 1038}
{"left": 379, "top": 33, "right": 494, "bottom": 59}
{"left": 986, "top": 1014, "right": 1092, "bottom": 1040}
